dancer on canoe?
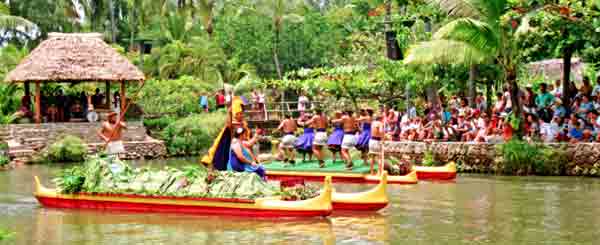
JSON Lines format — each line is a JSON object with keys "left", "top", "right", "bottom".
{"left": 276, "top": 114, "right": 298, "bottom": 165}
{"left": 339, "top": 110, "right": 358, "bottom": 170}
{"left": 356, "top": 108, "right": 373, "bottom": 166}
{"left": 295, "top": 113, "right": 314, "bottom": 162}
{"left": 327, "top": 111, "right": 344, "bottom": 163}
{"left": 98, "top": 112, "right": 127, "bottom": 161}
{"left": 369, "top": 113, "right": 385, "bottom": 174}
{"left": 312, "top": 109, "right": 329, "bottom": 168}
{"left": 228, "top": 127, "right": 266, "bottom": 180}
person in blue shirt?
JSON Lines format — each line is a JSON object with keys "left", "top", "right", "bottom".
{"left": 568, "top": 121, "right": 584, "bottom": 143}
{"left": 199, "top": 94, "right": 209, "bottom": 112}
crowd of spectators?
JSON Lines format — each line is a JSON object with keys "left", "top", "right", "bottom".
{"left": 384, "top": 76, "right": 600, "bottom": 144}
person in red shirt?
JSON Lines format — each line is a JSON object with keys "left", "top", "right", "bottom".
{"left": 215, "top": 89, "right": 225, "bottom": 109}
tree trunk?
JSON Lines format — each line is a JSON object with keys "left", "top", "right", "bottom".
{"left": 273, "top": 29, "right": 283, "bottom": 79}
{"left": 468, "top": 64, "right": 477, "bottom": 108}
{"left": 507, "top": 70, "right": 522, "bottom": 138}
{"left": 485, "top": 79, "right": 493, "bottom": 115}
{"left": 109, "top": 0, "right": 117, "bottom": 43}
{"left": 562, "top": 46, "right": 573, "bottom": 108}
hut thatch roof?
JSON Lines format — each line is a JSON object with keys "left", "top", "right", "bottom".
{"left": 5, "top": 33, "right": 144, "bottom": 83}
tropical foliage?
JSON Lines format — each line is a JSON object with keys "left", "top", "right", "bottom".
{"left": 39, "top": 135, "right": 88, "bottom": 163}
{"left": 53, "top": 155, "right": 281, "bottom": 199}
{"left": 162, "top": 112, "right": 227, "bottom": 156}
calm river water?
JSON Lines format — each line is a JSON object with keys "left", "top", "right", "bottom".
{"left": 2, "top": 159, "right": 600, "bottom": 244}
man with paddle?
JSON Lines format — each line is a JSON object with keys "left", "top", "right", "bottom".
{"left": 98, "top": 112, "right": 127, "bottom": 157}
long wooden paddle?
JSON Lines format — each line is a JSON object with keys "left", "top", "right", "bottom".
{"left": 103, "top": 80, "right": 146, "bottom": 149}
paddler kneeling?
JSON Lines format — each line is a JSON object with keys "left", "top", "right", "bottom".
{"left": 228, "top": 127, "right": 266, "bottom": 180}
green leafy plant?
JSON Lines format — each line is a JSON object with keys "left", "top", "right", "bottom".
{"left": 0, "top": 155, "right": 9, "bottom": 168}
{"left": 53, "top": 166, "right": 86, "bottom": 194}
{"left": 42, "top": 135, "right": 87, "bottom": 163}
{"left": 0, "top": 228, "right": 14, "bottom": 241}
{"left": 53, "top": 155, "right": 281, "bottom": 200}
{"left": 162, "top": 112, "right": 226, "bottom": 156}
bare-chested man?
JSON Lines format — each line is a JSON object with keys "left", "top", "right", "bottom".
{"left": 305, "top": 109, "right": 328, "bottom": 168}
{"left": 276, "top": 114, "right": 298, "bottom": 164}
{"left": 340, "top": 110, "right": 358, "bottom": 170}
{"left": 97, "top": 112, "right": 127, "bottom": 157}
{"left": 369, "top": 113, "right": 384, "bottom": 174}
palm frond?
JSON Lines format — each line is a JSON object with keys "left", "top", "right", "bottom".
{"left": 404, "top": 40, "right": 490, "bottom": 66}
{"left": 427, "top": 0, "right": 481, "bottom": 18}
{"left": 433, "top": 18, "right": 500, "bottom": 55}
{"left": 0, "top": 15, "right": 36, "bottom": 32}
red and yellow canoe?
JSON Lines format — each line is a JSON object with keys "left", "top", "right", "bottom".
{"left": 332, "top": 172, "right": 389, "bottom": 211}
{"left": 413, "top": 162, "right": 457, "bottom": 181}
{"left": 267, "top": 170, "right": 417, "bottom": 185}
{"left": 34, "top": 176, "right": 334, "bottom": 218}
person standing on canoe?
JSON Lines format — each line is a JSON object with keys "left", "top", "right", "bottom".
{"left": 276, "top": 114, "right": 298, "bottom": 165}
{"left": 294, "top": 112, "right": 314, "bottom": 162}
{"left": 340, "top": 110, "right": 358, "bottom": 170}
{"left": 369, "top": 113, "right": 385, "bottom": 174}
{"left": 98, "top": 112, "right": 127, "bottom": 158}
{"left": 327, "top": 111, "right": 344, "bottom": 163}
{"left": 299, "top": 109, "right": 328, "bottom": 167}
{"left": 356, "top": 108, "right": 373, "bottom": 166}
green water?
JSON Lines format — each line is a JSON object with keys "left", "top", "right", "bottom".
{"left": 2, "top": 159, "right": 600, "bottom": 244}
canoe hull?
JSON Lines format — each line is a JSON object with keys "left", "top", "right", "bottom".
{"left": 34, "top": 176, "right": 334, "bottom": 218}
{"left": 332, "top": 202, "right": 388, "bottom": 211}
{"left": 266, "top": 170, "right": 417, "bottom": 185}
{"left": 35, "top": 195, "right": 331, "bottom": 218}
{"left": 330, "top": 172, "right": 390, "bottom": 212}
{"left": 413, "top": 162, "right": 457, "bottom": 181}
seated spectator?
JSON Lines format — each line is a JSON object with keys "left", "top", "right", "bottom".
{"left": 592, "top": 76, "right": 600, "bottom": 98}
{"left": 568, "top": 121, "right": 584, "bottom": 143}
{"left": 493, "top": 92, "right": 505, "bottom": 114}
{"left": 580, "top": 77, "right": 593, "bottom": 97}
{"left": 552, "top": 79, "right": 562, "bottom": 98}
{"left": 501, "top": 116, "right": 513, "bottom": 142}
{"left": 535, "top": 83, "right": 554, "bottom": 122}
{"left": 540, "top": 116, "right": 561, "bottom": 143}
{"left": 552, "top": 98, "right": 566, "bottom": 118}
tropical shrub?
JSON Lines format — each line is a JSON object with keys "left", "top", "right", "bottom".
{"left": 496, "top": 140, "right": 568, "bottom": 175}
{"left": 162, "top": 112, "right": 226, "bottom": 156}
{"left": 0, "top": 155, "right": 9, "bottom": 167}
{"left": 41, "top": 135, "right": 88, "bottom": 163}
{"left": 0, "top": 228, "right": 14, "bottom": 241}
{"left": 135, "top": 76, "right": 219, "bottom": 117}
{"left": 143, "top": 116, "right": 178, "bottom": 133}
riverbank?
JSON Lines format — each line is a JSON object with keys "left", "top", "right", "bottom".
{"left": 384, "top": 141, "right": 600, "bottom": 177}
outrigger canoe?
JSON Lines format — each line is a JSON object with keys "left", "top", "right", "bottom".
{"left": 267, "top": 169, "right": 417, "bottom": 185}
{"left": 34, "top": 176, "right": 334, "bottom": 218}
{"left": 332, "top": 172, "right": 389, "bottom": 211}
{"left": 413, "top": 162, "right": 457, "bottom": 181}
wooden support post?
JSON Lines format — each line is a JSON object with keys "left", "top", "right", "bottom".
{"left": 105, "top": 81, "right": 111, "bottom": 108}
{"left": 34, "top": 82, "right": 41, "bottom": 124}
{"left": 120, "top": 81, "right": 126, "bottom": 116}
{"left": 24, "top": 82, "right": 30, "bottom": 98}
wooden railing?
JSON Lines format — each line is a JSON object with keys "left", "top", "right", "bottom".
{"left": 244, "top": 101, "right": 327, "bottom": 122}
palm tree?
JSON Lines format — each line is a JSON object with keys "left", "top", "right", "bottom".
{"left": 246, "top": 0, "right": 304, "bottom": 79}
{"left": 0, "top": 2, "right": 36, "bottom": 42}
{"left": 405, "top": 0, "right": 524, "bottom": 116}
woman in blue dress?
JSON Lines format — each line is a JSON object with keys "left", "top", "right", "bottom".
{"left": 356, "top": 108, "right": 373, "bottom": 165}
{"left": 228, "top": 127, "right": 266, "bottom": 180}
{"left": 295, "top": 114, "right": 315, "bottom": 162}
{"left": 327, "top": 111, "right": 344, "bottom": 163}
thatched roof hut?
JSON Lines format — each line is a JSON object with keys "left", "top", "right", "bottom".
{"left": 4, "top": 33, "right": 144, "bottom": 123}
{"left": 5, "top": 32, "right": 144, "bottom": 83}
